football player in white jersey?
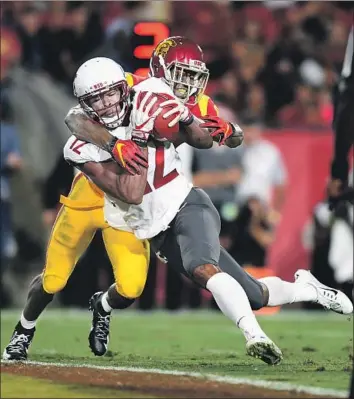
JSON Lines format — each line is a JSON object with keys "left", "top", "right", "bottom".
{"left": 65, "top": 57, "right": 353, "bottom": 366}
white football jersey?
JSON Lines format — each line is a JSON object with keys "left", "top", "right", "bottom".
{"left": 64, "top": 78, "right": 193, "bottom": 239}
{"left": 123, "top": 141, "right": 193, "bottom": 239}
{"left": 63, "top": 105, "right": 133, "bottom": 232}
{"left": 122, "top": 78, "right": 193, "bottom": 239}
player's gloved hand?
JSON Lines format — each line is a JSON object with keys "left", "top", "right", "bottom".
{"left": 200, "top": 115, "right": 243, "bottom": 146}
{"left": 159, "top": 98, "right": 193, "bottom": 127}
{"left": 109, "top": 138, "right": 148, "bottom": 175}
{"left": 130, "top": 91, "right": 162, "bottom": 147}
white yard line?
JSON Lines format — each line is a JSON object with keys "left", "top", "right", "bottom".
{"left": 1, "top": 359, "right": 348, "bottom": 398}
{"left": 1, "top": 309, "right": 351, "bottom": 322}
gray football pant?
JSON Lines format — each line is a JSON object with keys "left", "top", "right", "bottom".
{"left": 150, "top": 188, "right": 265, "bottom": 310}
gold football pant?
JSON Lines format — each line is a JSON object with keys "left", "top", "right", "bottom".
{"left": 42, "top": 173, "right": 149, "bottom": 299}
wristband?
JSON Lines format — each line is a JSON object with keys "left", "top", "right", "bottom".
{"left": 180, "top": 114, "right": 194, "bottom": 126}
{"left": 132, "top": 131, "right": 148, "bottom": 148}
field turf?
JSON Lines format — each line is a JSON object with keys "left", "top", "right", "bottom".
{"left": 1, "top": 309, "right": 352, "bottom": 397}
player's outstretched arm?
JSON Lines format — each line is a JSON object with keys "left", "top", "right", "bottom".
{"left": 78, "top": 157, "right": 148, "bottom": 205}
{"left": 179, "top": 118, "right": 214, "bottom": 149}
{"left": 159, "top": 98, "right": 243, "bottom": 149}
{"left": 178, "top": 117, "right": 243, "bottom": 149}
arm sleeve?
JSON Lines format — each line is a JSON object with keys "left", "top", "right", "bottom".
{"left": 206, "top": 98, "right": 219, "bottom": 117}
{"left": 194, "top": 95, "right": 219, "bottom": 117}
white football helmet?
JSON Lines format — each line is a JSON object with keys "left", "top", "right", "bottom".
{"left": 73, "top": 57, "right": 130, "bottom": 129}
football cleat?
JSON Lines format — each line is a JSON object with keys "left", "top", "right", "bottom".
{"left": 2, "top": 321, "right": 35, "bottom": 361}
{"left": 246, "top": 335, "right": 283, "bottom": 365}
{"left": 88, "top": 292, "right": 111, "bottom": 356}
{"left": 295, "top": 269, "right": 353, "bottom": 314}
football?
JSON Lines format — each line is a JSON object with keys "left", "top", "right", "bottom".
{"left": 135, "top": 91, "right": 180, "bottom": 142}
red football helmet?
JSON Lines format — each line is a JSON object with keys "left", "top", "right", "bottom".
{"left": 149, "top": 36, "right": 209, "bottom": 106}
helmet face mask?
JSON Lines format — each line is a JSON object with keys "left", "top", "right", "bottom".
{"left": 79, "top": 81, "right": 129, "bottom": 129}
{"left": 73, "top": 57, "right": 130, "bottom": 129}
{"left": 150, "top": 37, "right": 209, "bottom": 106}
{"left": 167, "top": 61, "right": 209, "bottom": 105}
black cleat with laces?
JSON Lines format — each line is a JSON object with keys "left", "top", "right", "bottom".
{"left": 88, "top": 292, "right": 111, "bottom": 356}
{"left": 2, "top": 322, "right": 35, "bottom": 361}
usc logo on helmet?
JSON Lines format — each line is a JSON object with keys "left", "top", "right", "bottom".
{"left": 155, "top": 38, "right": 176, "bottom": 58}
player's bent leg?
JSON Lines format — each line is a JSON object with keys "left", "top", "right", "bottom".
{"left": 192, "top": 264, "right": 282, "bottom": 365}
{"left": 43, "top": 205, "right": 96, "bottom": 295}
{"left": 258, "top": 271, "right": 353, "bottom": 315}
{"left": 24, "top": 274, "right": 53, "bottom": 320}
{"left": 2, "top": 205, "right": 96, "bottom": 361}
{"left": 87, "top": 228, "right": 150, "bottom": 356}
{"left": 218, "top": 247, "right": 266, "bottom": 310}
{"left": 164, "top": 188, "right": 282, "bottom": 365}
{"left": 103, "top": 228, "right": 150, "bottom": 299}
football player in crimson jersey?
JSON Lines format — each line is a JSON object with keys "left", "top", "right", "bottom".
{"left": 64, "top": 40, "right": 352, "bottom": 366}
{"left": 2, "top": 50, "right": 228, "bottom": 361}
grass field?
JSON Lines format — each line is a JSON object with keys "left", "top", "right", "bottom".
{"left": 1, "top": 309, "right": 352, "bottom": 398}
{"left": 1, "top": 374, "right": 153, "bottom": 398}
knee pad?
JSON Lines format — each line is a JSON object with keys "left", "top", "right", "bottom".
{"left": 42, "top": 274, "right": 68, "bottom": 294}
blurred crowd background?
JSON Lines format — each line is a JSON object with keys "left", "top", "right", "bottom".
{"left": 1, "top": 1, "right": 353, "bottom": 311}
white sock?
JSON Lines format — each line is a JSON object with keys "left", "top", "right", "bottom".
{"left": 259, "top": 277, "right": 317, "bottom": 306}
{"left": 206, "top": 272, "right": 265, "bottom": 341}
{"left": 20, "top": 313, "right": 36, "bottom": 330}
{"left": 101, "top": 292, "right": 113, "bottom": 313}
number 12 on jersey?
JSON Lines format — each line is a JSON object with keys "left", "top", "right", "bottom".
{"left": 69, "top": 138, "right": 177, "bottom": 195}
{"left": 69, "top": 138, "right": 86, "bottom": 154}
{"left": 144, "top": 146, "right": 178, "bottom": 194}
